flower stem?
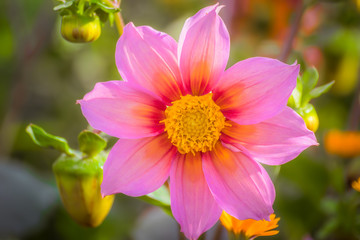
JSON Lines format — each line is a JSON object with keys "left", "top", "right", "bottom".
{"left": 113, "top": 11, "right": 124, "bottom": 36}
{"left": 212, "top": 223, "right": 223, "bottom": 240}
{"left": 347, "top": 65, "right": 360, "bottom": 130}
{"left": 101, "top": 0, "right": 124, "bottom": 36}
{"left": 278, "top": 0, "right": 305, "bottom": 62}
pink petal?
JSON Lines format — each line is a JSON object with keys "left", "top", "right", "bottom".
{"left": 116, "top": 23, "right": 184, "bottom": 105}
{"left": 203, "top": 143, "right": 275, "bottom": 221}
{"left": 178, "top": 4, "right": 230, "bottom": 96}
{"left": 221, "top": 107, "right": 318, "bottom": 165}
{"left": 213, "top": 57, "right": 300, "bottom": 125}
{"left": 170, "top": 152, "right": 222, "bottom": 240}
{"left": 78, "top": 81, "right": 166, "bottom": 139}
{"left": 101, "top": 134, "right": 176, "bottom": 197}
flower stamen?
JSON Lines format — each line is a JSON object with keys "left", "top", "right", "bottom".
{"left": 162, "top": 93, "right": 227, "bottom": 154}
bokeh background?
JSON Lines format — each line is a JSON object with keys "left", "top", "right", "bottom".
{"left": 1, "top": 0, "right": 360, "bottom": 239}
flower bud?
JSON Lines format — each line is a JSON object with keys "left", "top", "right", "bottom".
{"left": 61, "top": 15, "right": 101, "bottom": 43}
{"left": 298, "top": 104, "right": 319, "bottom": 132}
{"left": 53, "top": 152, "right": 114, "bottom": 227}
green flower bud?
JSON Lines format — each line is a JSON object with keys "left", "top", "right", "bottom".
{"left": 298, "top": 103, "right": 319, "bottom": 132}
{"left": 61, "top": 14, "right": 101, "bottom": 43}
{"left": 53, "top": 152, "right": 114, "bottom": 227}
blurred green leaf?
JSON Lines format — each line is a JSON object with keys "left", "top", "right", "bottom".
{"left": 309, "top": 81, "right": 335, "bottom": 100}
{"left": 78, "top": 130, "right": 107, "bottom": 157}
{"left": 137, "top": 185, "right": 173, "bottom": 217}
{"left": 26, "top": 124, "right": 75, "bottom": 156}
{"left": 317, "top": 218, "right": 338, "bottom": 239}
{"left": 329, "top": 165, "right": 346, "bottom": 194}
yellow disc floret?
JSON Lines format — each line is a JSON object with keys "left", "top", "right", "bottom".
{"left": 162, "top": 93, "right": 227, "bottom": 154}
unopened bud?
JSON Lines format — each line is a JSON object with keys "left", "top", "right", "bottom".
{"left": 298, "top": 104, "right": 319, "bottom": 132}
{"left": 53, "top": 152, "right": 114, "bottom": 227}
{"left": 61, "top": 15, "right": 101, "bottom": 43}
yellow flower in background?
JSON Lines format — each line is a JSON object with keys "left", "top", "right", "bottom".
{"left": 352, "top": 178, "right": 360, "bottom": 192}
{"left": 324, "top": 130, "right": 360, "bottom": 158}
{"left": 220, "top": 211, "right": 280, "bottom": 239}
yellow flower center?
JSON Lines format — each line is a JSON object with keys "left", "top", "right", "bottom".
{"left": 162, "top": 93, "right": 227, "bottom": 154}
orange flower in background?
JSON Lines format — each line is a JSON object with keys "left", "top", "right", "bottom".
{"left": 220, "top": 211, "right": 280, "bottom": 239}
{"left": 324, "top": 130, "right": 360, "bottom": 158}
{"left": 352, "top": 178, "right": 360, "bottom": 192}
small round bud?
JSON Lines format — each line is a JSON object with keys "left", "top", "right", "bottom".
{"left": 299, "top": 104, "right": 319, "bottom": 132}
{"left": 61, "top": 15, "right": 101, "bottom": 43}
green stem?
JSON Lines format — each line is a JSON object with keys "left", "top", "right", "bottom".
{"left": 212, "top": 224, "right": 223, "bottom": 240}
{"left": 347, "top": 65, "right": 360, "bottom": 130}
{"left": 113, "top": 11, "right": 124, "bottom": 36}
{"left": 102, "top": 0, "right": 124, "bottom": 36}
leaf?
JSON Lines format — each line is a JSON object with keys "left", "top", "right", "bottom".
{"left": 137, "top": 185, "right": 173, "bottom": 217}
{"left": 78, "top": 130, "right": 107, "bottom": 157}
{"left": 53, "top": 0, "right": 74, "bottom": 11}
{"left": 309, "top": 81, "right": 335, "bottom": 99}
{"left": 301, "top": 67, "right": 319, "bottom": 105}
{"left": 26, "top": 124, "right": 74, "bottom": 156}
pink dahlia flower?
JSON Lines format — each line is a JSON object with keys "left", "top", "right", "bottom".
{"left": 78, "top": 4, "right": 317, "bottom": 240}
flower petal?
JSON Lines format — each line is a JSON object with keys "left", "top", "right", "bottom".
{"left": 116, "top": 23, "right": 184, "bottom": 104}
{"left": 101, "top": 133, "right": 176, "bottom": 197}
{"left": 178, "top": 4, "right": 230, "bottom": 95}
{"left": 213, "top": 57, "right": 299, "bottom": 124}
{"left": 78, "top": 81, "right": 166, "bottom": 139}
{"left": 203, "top": 143, "right": 275, "bottom": 221}
{"left": 221, "top": 107, "right": 318, "bottom": 165}
{"left": 170, "top": 152, "right": 222, "bottom": 240}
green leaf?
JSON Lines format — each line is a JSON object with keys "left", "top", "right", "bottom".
{"left": 301, "top": 67, "right": 319, "bottom": 106}
{"left": 78, "top": 130, "right": 107, "bottom": 157}
{"left": 137, "top": 185, "right": 173, "bottom": 217}
{"left": 309, "top": 81, "right": 335, "bottom": 99}
{"left": 54, "top": 0, "right": 74, "bottom": 11}
{"left": 26, "top": 124, "right": 75, "bottom": 156}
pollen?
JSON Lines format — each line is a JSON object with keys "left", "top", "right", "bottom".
{"left": 162, "top": 93, "right": 227, "bottom": 154}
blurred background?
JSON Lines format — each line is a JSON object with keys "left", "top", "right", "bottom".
{"left": 1, "top": 0, "right": 360, "bottom": 239}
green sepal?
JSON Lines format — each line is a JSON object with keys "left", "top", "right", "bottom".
{"left": 90, "top": 0, "right": 121, "bottom": 13}
{"left": 137, "top": 185, "right": 173, "bottom": 217}
{"left": 78, "top": 130, "right": 107, "bottom": 157}
{"left": 308, "top": 81, "right": 335, "bottom": 100}
{"left": 108, "top": 12, "right": 114, "bottom": 26}
{"left": 288, "top": 76, "right": 303, "bottom": 109}
{"left": 54, "top": 0, "right": 75, "bottom": 11}
{"left": 53, "top": 151, "right": 107, "bottom": 177}
{"left": 52, "top": 151, "right": 114, "bottom": 227}
{"left": 301, "top": 67, "right": 319, "bottom": 106}
{"left": 26, "top": 124, "right": 75, "bottom": 156}
{"left": 95, "top": 8, "right": 109, "bottom": 22}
